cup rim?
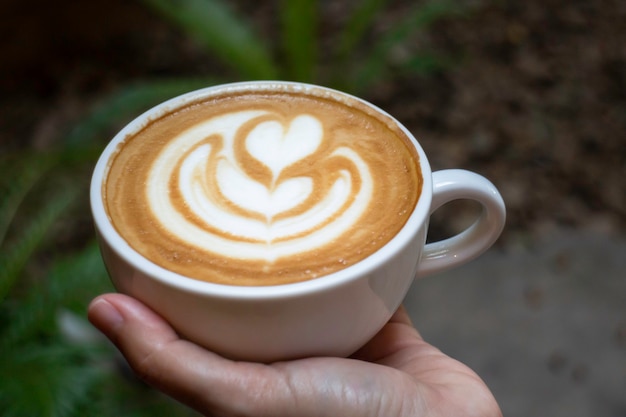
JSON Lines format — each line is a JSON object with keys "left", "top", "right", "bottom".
{"left": 90, "top": 81, "right": 433, "bottom": 300}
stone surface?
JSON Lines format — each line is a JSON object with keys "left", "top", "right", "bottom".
{"left": 405, "top": 229, "right": 626, "bottom": 416}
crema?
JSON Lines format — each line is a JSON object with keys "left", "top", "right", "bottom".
{"left": 104, "top": 87, "right": 422, "bottom": 285}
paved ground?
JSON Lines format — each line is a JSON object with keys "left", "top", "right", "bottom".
{"left": 404, "top": 228, "right": 626, "bottom": 417}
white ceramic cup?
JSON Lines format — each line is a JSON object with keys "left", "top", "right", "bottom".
{"left": 91, "top": 81, "right": 506, "bottom": 362}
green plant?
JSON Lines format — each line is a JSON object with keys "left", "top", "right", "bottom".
{"left": 1, "top": 1, "right": 466, "bottom": 415}
{"left": 0, "top": 82, "right": 210, "bottom": 416}
{"left": 141, "top": 0, "right": 463, "bottom": 92}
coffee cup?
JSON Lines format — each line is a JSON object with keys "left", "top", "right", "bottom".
{"left": 91, "top": 81, "right": 505, "bottom": 362}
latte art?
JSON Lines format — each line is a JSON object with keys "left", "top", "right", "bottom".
{"left": 104, "top": 90, "right": 421, "bottom": 285}
{"left": 147, "top": 112, "right": 373, "bottom": 262}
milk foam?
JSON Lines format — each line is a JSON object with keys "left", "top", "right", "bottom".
{"left": 146, "top": 111, "right": 373, "bottom": 262}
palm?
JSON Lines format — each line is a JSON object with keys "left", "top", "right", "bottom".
{"left": 89, "top": 295, "right": 501, "bottom": 417}
{"left": 250, "top": 307, "right": 500, "bottom": 417}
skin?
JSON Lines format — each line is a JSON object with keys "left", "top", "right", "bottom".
{"left": 88, "top": 294, "right": 502, "bottom": 417}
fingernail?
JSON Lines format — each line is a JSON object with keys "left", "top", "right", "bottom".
{"left": 88, "top": 298, "right": 124, "bottom": 339}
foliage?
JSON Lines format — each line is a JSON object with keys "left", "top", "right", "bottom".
{"left": 1, "top": 0, "right": 465, "bottom": 415}
{"left": 140, "top": 0, "right": 463, "bottom": 92}
{"left": 0, "top": 79, "right": 218, "bottom": 416}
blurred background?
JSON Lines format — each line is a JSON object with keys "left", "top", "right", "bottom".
{"left": 0, "top": 0, "right": 624, "bottom": 415}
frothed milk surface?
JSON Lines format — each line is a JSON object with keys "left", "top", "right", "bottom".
{"left": 104, "top": 88, "right": 422, "bottom": 285}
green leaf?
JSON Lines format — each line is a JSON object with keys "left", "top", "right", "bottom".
{"left": 0, "top": 152, "right": 57, "bottom": 244}
{"left": 62, "top": 77, "right": 219, "bottom": 157}
{"left": 280, "top": 0, "right": 318, "bottom": 82}
{"left": 334, "top": 0, "right": 389, "bottom": 62}
{"left": 353, "top": 0, "right": 462, "bottom": 91}
{"left": 400, "top": 50, "right": 459, "bottom": 75}
{"left": 0, "top": 342, "right": 105, "bottom": 417}
{"left": 0, "top": 337, "right": 194, "bottom": 416}
{"left": 140, "top": 0, "right": 278, "bottom": 79}
{"left": 0, "top": 185, "right": 79, "bottom": 302}
{"left": 1, "top": 241, "right": 110, "bottom": 349}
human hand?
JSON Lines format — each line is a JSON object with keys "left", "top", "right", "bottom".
{"left": 88, "top": 294, "right": 502, "bottom": 417}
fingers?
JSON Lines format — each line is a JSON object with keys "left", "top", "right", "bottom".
{"left": 87, "top": 296, "right": 502, "bottom": 417}
{"left": 88, "top": 294, "right": 281, "bottom": 415}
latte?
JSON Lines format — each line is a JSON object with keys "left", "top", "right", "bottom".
{"left": 103, "top": 86, "right": 422, "bottom": 285}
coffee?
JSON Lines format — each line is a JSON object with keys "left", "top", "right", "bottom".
{"left": 103, "top": 86, "right": 422, "bottom": 286}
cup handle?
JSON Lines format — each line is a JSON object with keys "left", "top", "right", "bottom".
{"left": 416, "top": 169, "right": 506, "bottom": 278}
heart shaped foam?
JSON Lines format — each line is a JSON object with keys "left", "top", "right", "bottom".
{"left": 217, "top": 159, "right": 312, "bottom": 218}
{"left": 245, "top": 115, "right": 323, "bottom": 178}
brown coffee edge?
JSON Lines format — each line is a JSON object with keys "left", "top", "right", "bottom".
{"left": 103, "top": 88, "right": 422, "bottom": 286}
